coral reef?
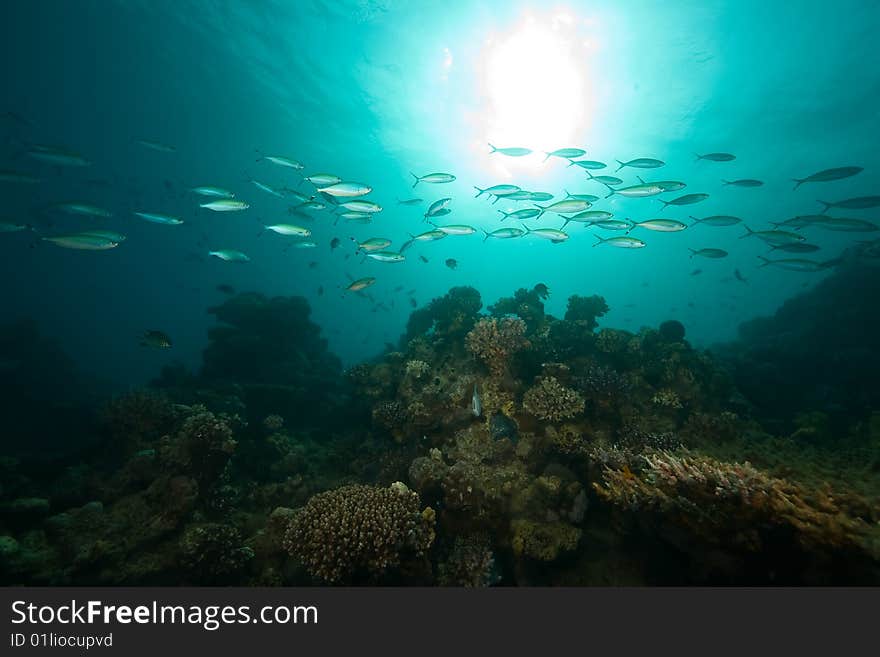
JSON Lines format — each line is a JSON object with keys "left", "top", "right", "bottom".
{"left": 522, "top": 377, "right": 585, "bottom": 422}
{"left": 283, "top": 483, "right": 435, "bottom": 584}
{"left": 465, "top": 317, "right": 530, "bottom": 377}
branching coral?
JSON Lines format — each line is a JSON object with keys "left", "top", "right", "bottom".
{"left": 465, "top": 317, "right": 530, "bottom": 377}
{"left": 522, "top": 377, "right": 584, "bottom": 422}
{"left": 283, "top": 483, "right": 435, "bottom": 583}
{"left": 652, "top": 389, "right": 683, "bottom": 409}
{"left": 594, "top": 450, "right": 873, "bottom": 554}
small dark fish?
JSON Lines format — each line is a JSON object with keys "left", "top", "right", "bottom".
{"left": 141, "top": 330, "right": 172, "bottom": 349}
{"left": 419, "top": 255, "right": 429, "bottom": 263}
{"left": 409, "top": 298, "right": 417, "bottom": 308}
{"left": 394, "top": 285, "right": 405, "bottom": 292}
{"left": 309, "top": 261, "right": 318, "bottom": 269}
{"left": 533, "top": 282, "right": 550, "bottom": 298}
{"left": 734, "top": 269, "right": 748, "bottom": 283}
{"left": 318, "top": 286, "right": 324, "bottom": 296}
{"left": 407, "top": 289, "right": 416, "bottom": 295}
{"left": 690, "top": 269, "right": 703, "bottom": 276}
{"left": 216, "top": 284, "right": 235, "bottom": 295}
{"left": 330, "top": 237, "right": 341, "bottom": 250}
{"left": 445, "top": 258, "right": 457, "bottom": 269}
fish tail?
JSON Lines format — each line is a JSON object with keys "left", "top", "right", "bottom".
{"left": 474, "top": 186, "right": 485, "bottom": 198}
{"left": 817, "top": 200, "right": 831, "bottom": 213}
{"left": 543, "top": 152, "right": 551, "bottom": 163}
{"left": 615, "top": 160, "right": 625, "bottom": 172}
{"left": 604, "top": 188, "right": 615, "bottom": 199}
{"left": 592, "top": 234, "right": 605, "bottom": 247}
{"left": 721, "top": 179, "right": 731, "bottom": 186}
{"left": 791, "top": 178, "right": 803, "bottom": 190}
{"left": 757, "top": 256, "right": 771, "bottom": 267}
{"left": 411, "top": 172, "right": 420, "bottom": 188}
{"left": 520, "top": 223, "right": 530, "bottom": 234}
{"left": 585, "top": 170, "right": 594, "bottom": 179}
{"left": 564, "top": 188, "right": 571, "bottom": 198}
{"left": 658, "top": 199, "right": 669, "bottom": 211}
{"left": 689, "top": 215, "right": 701, "bottom": 224}
{"left": 740, "top": 225, "right": 754, "bottom": 238}
{"left": 688, "top": 248, "right": 697, "bottom": 258}
{"left": 561, "top": 218, "right": 570, "bottom": 229}
{"left": 637, "top": 176, "right": 645, "bottom": 184}
{"left": 694, "top": 153, "right": 703, "bottom": 162}
{"left": 482, "top": 229, "right": 490, "bottom": 242}
{"left": 492, "top": 196, "right": 500, "bottom": 205}
{"left": 567, "top": 160, "right": 576, "bottom": 167}
{"left": 488, "top": 143, "right": 497, "bottom": 153}
{"left": 497, "top": 210, "right": 508, "bottom": 221}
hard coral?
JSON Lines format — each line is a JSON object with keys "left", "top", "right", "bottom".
{"left": 283, "top": 483, "right": 435, "bottom": 583}
{"left": 522, "top": 376, "right": 585, "bottom": 422}
{"left": 564, "top": 294, "right": 609, "bottom": 331}
{"left": 465, "top": 317, "right": 530, "bottom": 377}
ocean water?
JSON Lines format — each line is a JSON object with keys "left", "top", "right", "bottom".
{"left": 1, "top": 1, "right": 879, "bottom": 585}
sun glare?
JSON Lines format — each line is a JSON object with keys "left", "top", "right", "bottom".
{"left": 480, "top": 14, "right": 590, "bottom": 170}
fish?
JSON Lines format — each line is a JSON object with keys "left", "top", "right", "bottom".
{"left": 411, "top": 172, "right": 456, "bottom": 187}
{"left": 501, "top": 191, "right": 534, "bottom": 201}
{"left": 346, "top": 277, "right": 376, "bottom": 292}
{"left": 339, "top": 199, "right": 382, "bottom": 213}
{"left": 471, "top": 384, "right": 482, "bottom": 417}
{"left": 398, "top": 198, "right": 423, "bottom": 206}
{"left": 593, "top": 235, "right": 645, "bottom": 248}
{"left": 291, "top": 241, "right": 317, "bottom": 249}
{"left": 264, "top": 224, "right": 311, "bottom": 237}
{"left": 318, "top": 182, "right": 372, "bottom": 197}
{"left": 0, "top": 170, "right": 40, "bottom": 184}
{"left": 591, "top": 219, "right": 634, "bottom": 231}
{"left": 191, "top": 186, "right": 235, "bottom": 198}
{"left": 419, "top": 255, "right": 429, "bottom": 263}
{"left": 525, "top": 192, "right": 554, "bottom": 202}
{"left": 50, "top": 202, "right": 112, "bottom": 218}
{"left": 497, "top": 208, "right": 543, "bottom": 221}
{"left": 409, "top": 298, "right": 417, "bottom": 307}
{"left": 257, "top": 154, "right": 304, "bottom": 170}
{"left": 209, "top": 249, "right": 250, "bottom": 262}
{"left": 636, "top": 176, "right": 686, "bottom": 191}
{"left": 317, "top": 285, "right": 324, "bottom": 295}
{"left": 695, "top": 152, "right": 735, "bottom": 162}
{"left": 474, "top": 184, "right": 521, "bottom": 199}
{"left": 544, "top": 148, "right": 586, "bottom": 162}
{"left": 26, "top": 145, "right": 91, "bottom": 167}
{"left": 338, "top": 212, "right": 372, "bottom": 222}
{"left": 292, "top": 201, "right": 326, "bottom": 211}
{"left": 352, "top": 237, "right": 392, "bottom": 252}
{"left": 0, "top": 222, "right": 31, "bottom": 233}
{"left": 629, "top": 219, "right": 687, "bottom": 232}
{"left": 757, "top": 256, "right": 830, "bottom": 271}
{"left": 734, "top": 269, "right": 748, "bottom": 283}
{"left": 42, "top": 234, "right": 119, "bottom": 250}
{"left": 722, "top": 179, "right": 763, "bottom": 187}
{"left": 615, "top": 158, "right": 664, "bottom": 172}
{"left": 535, "top": 199, "right": 592, "bottom": 214}
{"left": 424, "top": 197, "right": 452, "bottom": 219}
{"left": 690, "top": 214, "right": 741, "bottom": 227}
{"left": 483, "top": 227, "right": 525, "bottom": 241}
{"left": 587, "top": 174, "right": 623, "bottom": 186}
{"left": 216, "top": 284, "right": 235, "bottom": 295}
{"left": 134, "top": 212, "right": 183, "bottom": 225}
{"left": 284, "top": 190, "right": 315, "bottom": 203}
{"left": 521, "top": 225, "right": 569, "bottom": 242}
{"left": 561, "top": 210, "right": 614, "bottom": 228}
{"left": 817, "top": 196, "right": 880, "bottom": 212}
{"left": 432, "top": 224, "right": 476, "bottom": 235}
{"left": 79, "top": 230, "right": 126, "bottom": 242}
{"left": 806, "top": 217, "right": 878, "bottom": 232}
{"left": 200, "top": 199, "right": 249, "bottom": 212}
{"left": 688, "top": 248, "right": 728, "bottom": 259}
{"left": 408, "top": 229, "right": 446, "bottom": 242}
{"left": 140, "top": 330, "right": 172, "bottom": 348}
{"left": 136, "top": 139, "right": 176, "bottom": 153}
{"left": 330, "top": 237, "right": 341, "bottom": 250}
{"left": 303, "top": 173, "right": 342, "bottom": 186}
{"left": 740, "top": 227, "right": 805, "bottom": 244}
{"left": 690, "top": 269, "right": 703, "bottom": 276}
{"left": 445, "top": 258, "right": 458, "bottom": 269}
{"left": 605, "top": 183, "right": 664, "bottom": 199}
{"left": 567, "top": 160, "right": 606, "bottom": 170}
{"left": 659, "top": 193, "right": 709, "bottom": 209}
{"left": 769, "top": 242, "right": 821, "bottom": 253}
{"left": 792, "top": 166, "right": 863, "bottom": 190}
{"left": 367, "top": 251, "right": 405, "bottom": 263}
{"left": 770, "top": 215, "right": 829, "bottom": 230}
{"left": 563, "top": 190, "right": 600, "bottom": 202}
{"left": 489, "top": 144, "right": 532, "bottom": 157}
{"left": 251, "top": 179, "right": 284, "bottom": 197}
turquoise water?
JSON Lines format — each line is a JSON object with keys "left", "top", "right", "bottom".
{"left": 2, "top": 0, "right": 877, "bottom": 385}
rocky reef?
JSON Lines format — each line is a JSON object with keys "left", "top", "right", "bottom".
{"left": 1, "top": 284, "right": 878, "bottom": 586}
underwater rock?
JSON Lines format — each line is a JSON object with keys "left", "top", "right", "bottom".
{"left": 658, "top": 319, "right": 686, "bottom": 343}
{"left": 511, "top": 519, "right": 581, "bottom": 562}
